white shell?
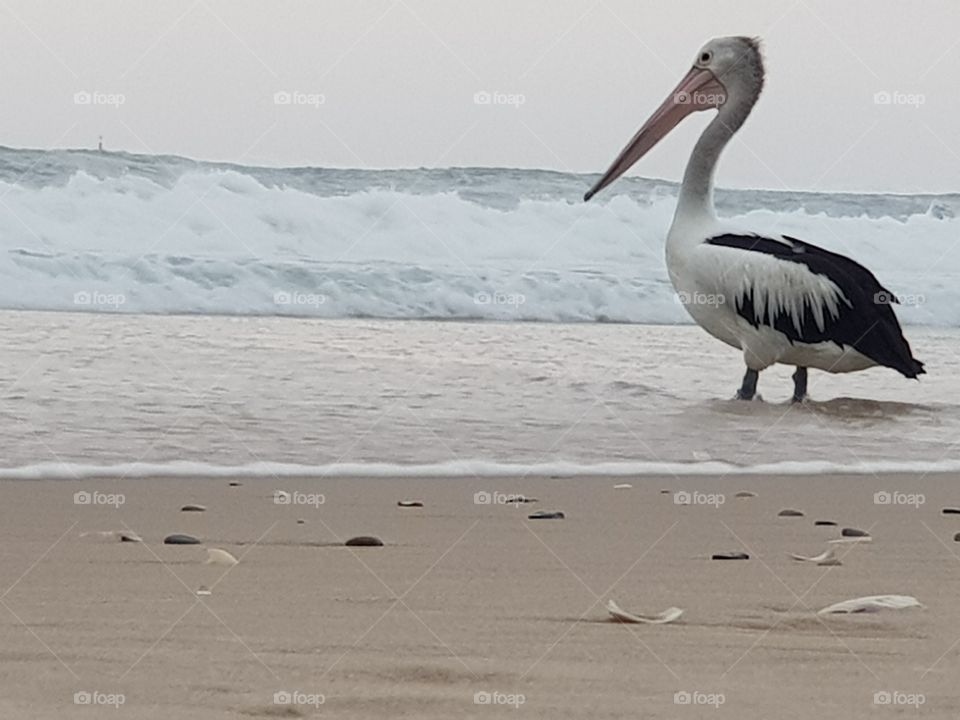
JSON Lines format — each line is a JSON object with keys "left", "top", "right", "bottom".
{"left": 788, "top": 547, "right": 841, "bottom": 566}
{"left": 818, "top": 595, "right": 922, "bottom": 615}
{"left": 606, "top": 599, "right": 683, "bottom": 624}
{"left": 206, "top": 548, "right": 239, "bottom": 566}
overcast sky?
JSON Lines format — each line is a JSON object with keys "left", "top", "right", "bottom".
{"left": 1, "top": 0, "right": 958, "bottom": 193}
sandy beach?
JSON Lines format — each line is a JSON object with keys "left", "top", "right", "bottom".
{"left": 1, "top": 473, "right": 958, "bottom": 718}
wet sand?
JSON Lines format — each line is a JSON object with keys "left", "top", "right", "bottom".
{"left": 1, "top": 473, "right": 959, "bottom": 718}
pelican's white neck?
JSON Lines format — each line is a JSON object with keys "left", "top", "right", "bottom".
{"left": 673, "top": 88, "right": 758, "bottom": 228}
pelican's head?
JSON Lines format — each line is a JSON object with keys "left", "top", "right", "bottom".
{"left": 584, "top": 36, "right": 764, "bottom": 201}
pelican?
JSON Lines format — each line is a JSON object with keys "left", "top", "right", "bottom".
{"left": 584, "top": 37, "right": 923, "bottom": 401}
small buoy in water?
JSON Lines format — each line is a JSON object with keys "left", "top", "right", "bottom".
{"left": 345, "top": 536, "right": 384, "bottom": 547}
{"left": 206, "top": 548, "right": 239, "bottom": 566}
{"left": 163, "top": 533, "right": 201, "bottom": 545}
{"left": 528, "top": 511, "right": 565, "bottom": 520}
{"left": 778, "top": 509, "right": 804, "bottom": 517}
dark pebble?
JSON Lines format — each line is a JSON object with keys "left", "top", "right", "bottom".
{"left": 954, "top": 532, "right": 960, "bottom": 542}
{"left": 712, "top": 552, "right": 750, "bottom": 560}
{"left": 296, "top": 519, "right": 305, "bottom": 525}
{"left": 163, "top": 533, "right": 201, "bottom": 545}
{"left": 228, "top": 481, "right": 242, "bottom": 487}
{"left": 397, "top": 500, "right": 424, "bottom": 507}
{"left": 345, "top": 536, "right": 384, "bottom": 547}
{"left": 528, "top": 511, "right": 565, "bottom": 520}
{"left": 181, "top": 504, "right": 206, "bottom": 512}
{"left": 778, "top": 509, "right": 804, "bottom": 517}
{"left": 841, "top": 527, "right": 870, "bottom": 537}
{"left": 814, "top": 520, "right": 837, "bottom": 526}
{"left": 943, "top": 508, "right": 960, "bottom": 515}
{"left": 660, "top": 489, "right": 671, "bottom": 494}
{"left": 735, "top": 491, "right": 757, "bottom": 498}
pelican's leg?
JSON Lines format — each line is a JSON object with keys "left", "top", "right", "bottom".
{"left": 735, "top": 368, "right": 759, "bottom": 400}
{"left": 792, "top": 367, "right": 808, "bottom": 403}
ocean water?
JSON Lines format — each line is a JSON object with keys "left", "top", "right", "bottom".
{"left": 3, "top": 312, "right": 958, "bottom": 477}
{"left": 0, "top": 147, "right": 957, "bottom": 325}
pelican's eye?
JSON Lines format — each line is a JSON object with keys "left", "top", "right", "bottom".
{"left": 699, "top": 51, "right": 712, "bottom": 65}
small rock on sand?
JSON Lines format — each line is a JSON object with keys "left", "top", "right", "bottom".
{"left": 164, "top": 533, "right": 201, "bottom": 545}
{"left": 712, "top": 552, "right": 749, "bottom": 560}
{"left": 954, "top": 532, "right": 960, "bottom": 542}
{"left": 942, "top": 508, "right": 960, "bottom": 515}
{"left": 528, "top": 511, "right": 565, "bottom": 520}
{"left": 345, "top": 536, "right": 384, "bottom": 547}
{"left": 119, "top": 532, "right": 142, "bottom": 543}
{"left": 228, "top": 481, "right": 242, "bottom": 487}
{"left": 735, "top": 491, "right": 757, "bottom": 498}
{"left": 778, "top": 509, "right": 804, "bottom": 517}
{"left": 181, "top": 504, "right": 206, "bottom": 512}
{"left": 613, "top": 483, "right": 632, "bottom": 489}
{"left": 296, "top": 519, "right": 305, "bottom": 525}
{"left": 397, "top": 500, "right": 424, "bottom": 507}
{"left": 814, "top": 520, "right": 837, "bottom": 526}
{"left": 659, "top": 489, "right": 671, "bottom": 494}
{"left": 841, "top": 527, "right": 870, "bottom": 537}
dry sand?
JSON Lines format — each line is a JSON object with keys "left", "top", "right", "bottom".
{"left": 0, "top": 473, "right": 959, "bottom": 718}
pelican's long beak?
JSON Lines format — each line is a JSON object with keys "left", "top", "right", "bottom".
{"left": 584, "top": 67, "right": 726, "bottom": 201}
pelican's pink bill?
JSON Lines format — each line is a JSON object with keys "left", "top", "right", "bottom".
{"left": 584, "top": 68, "right": 726, "bottom": 201}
